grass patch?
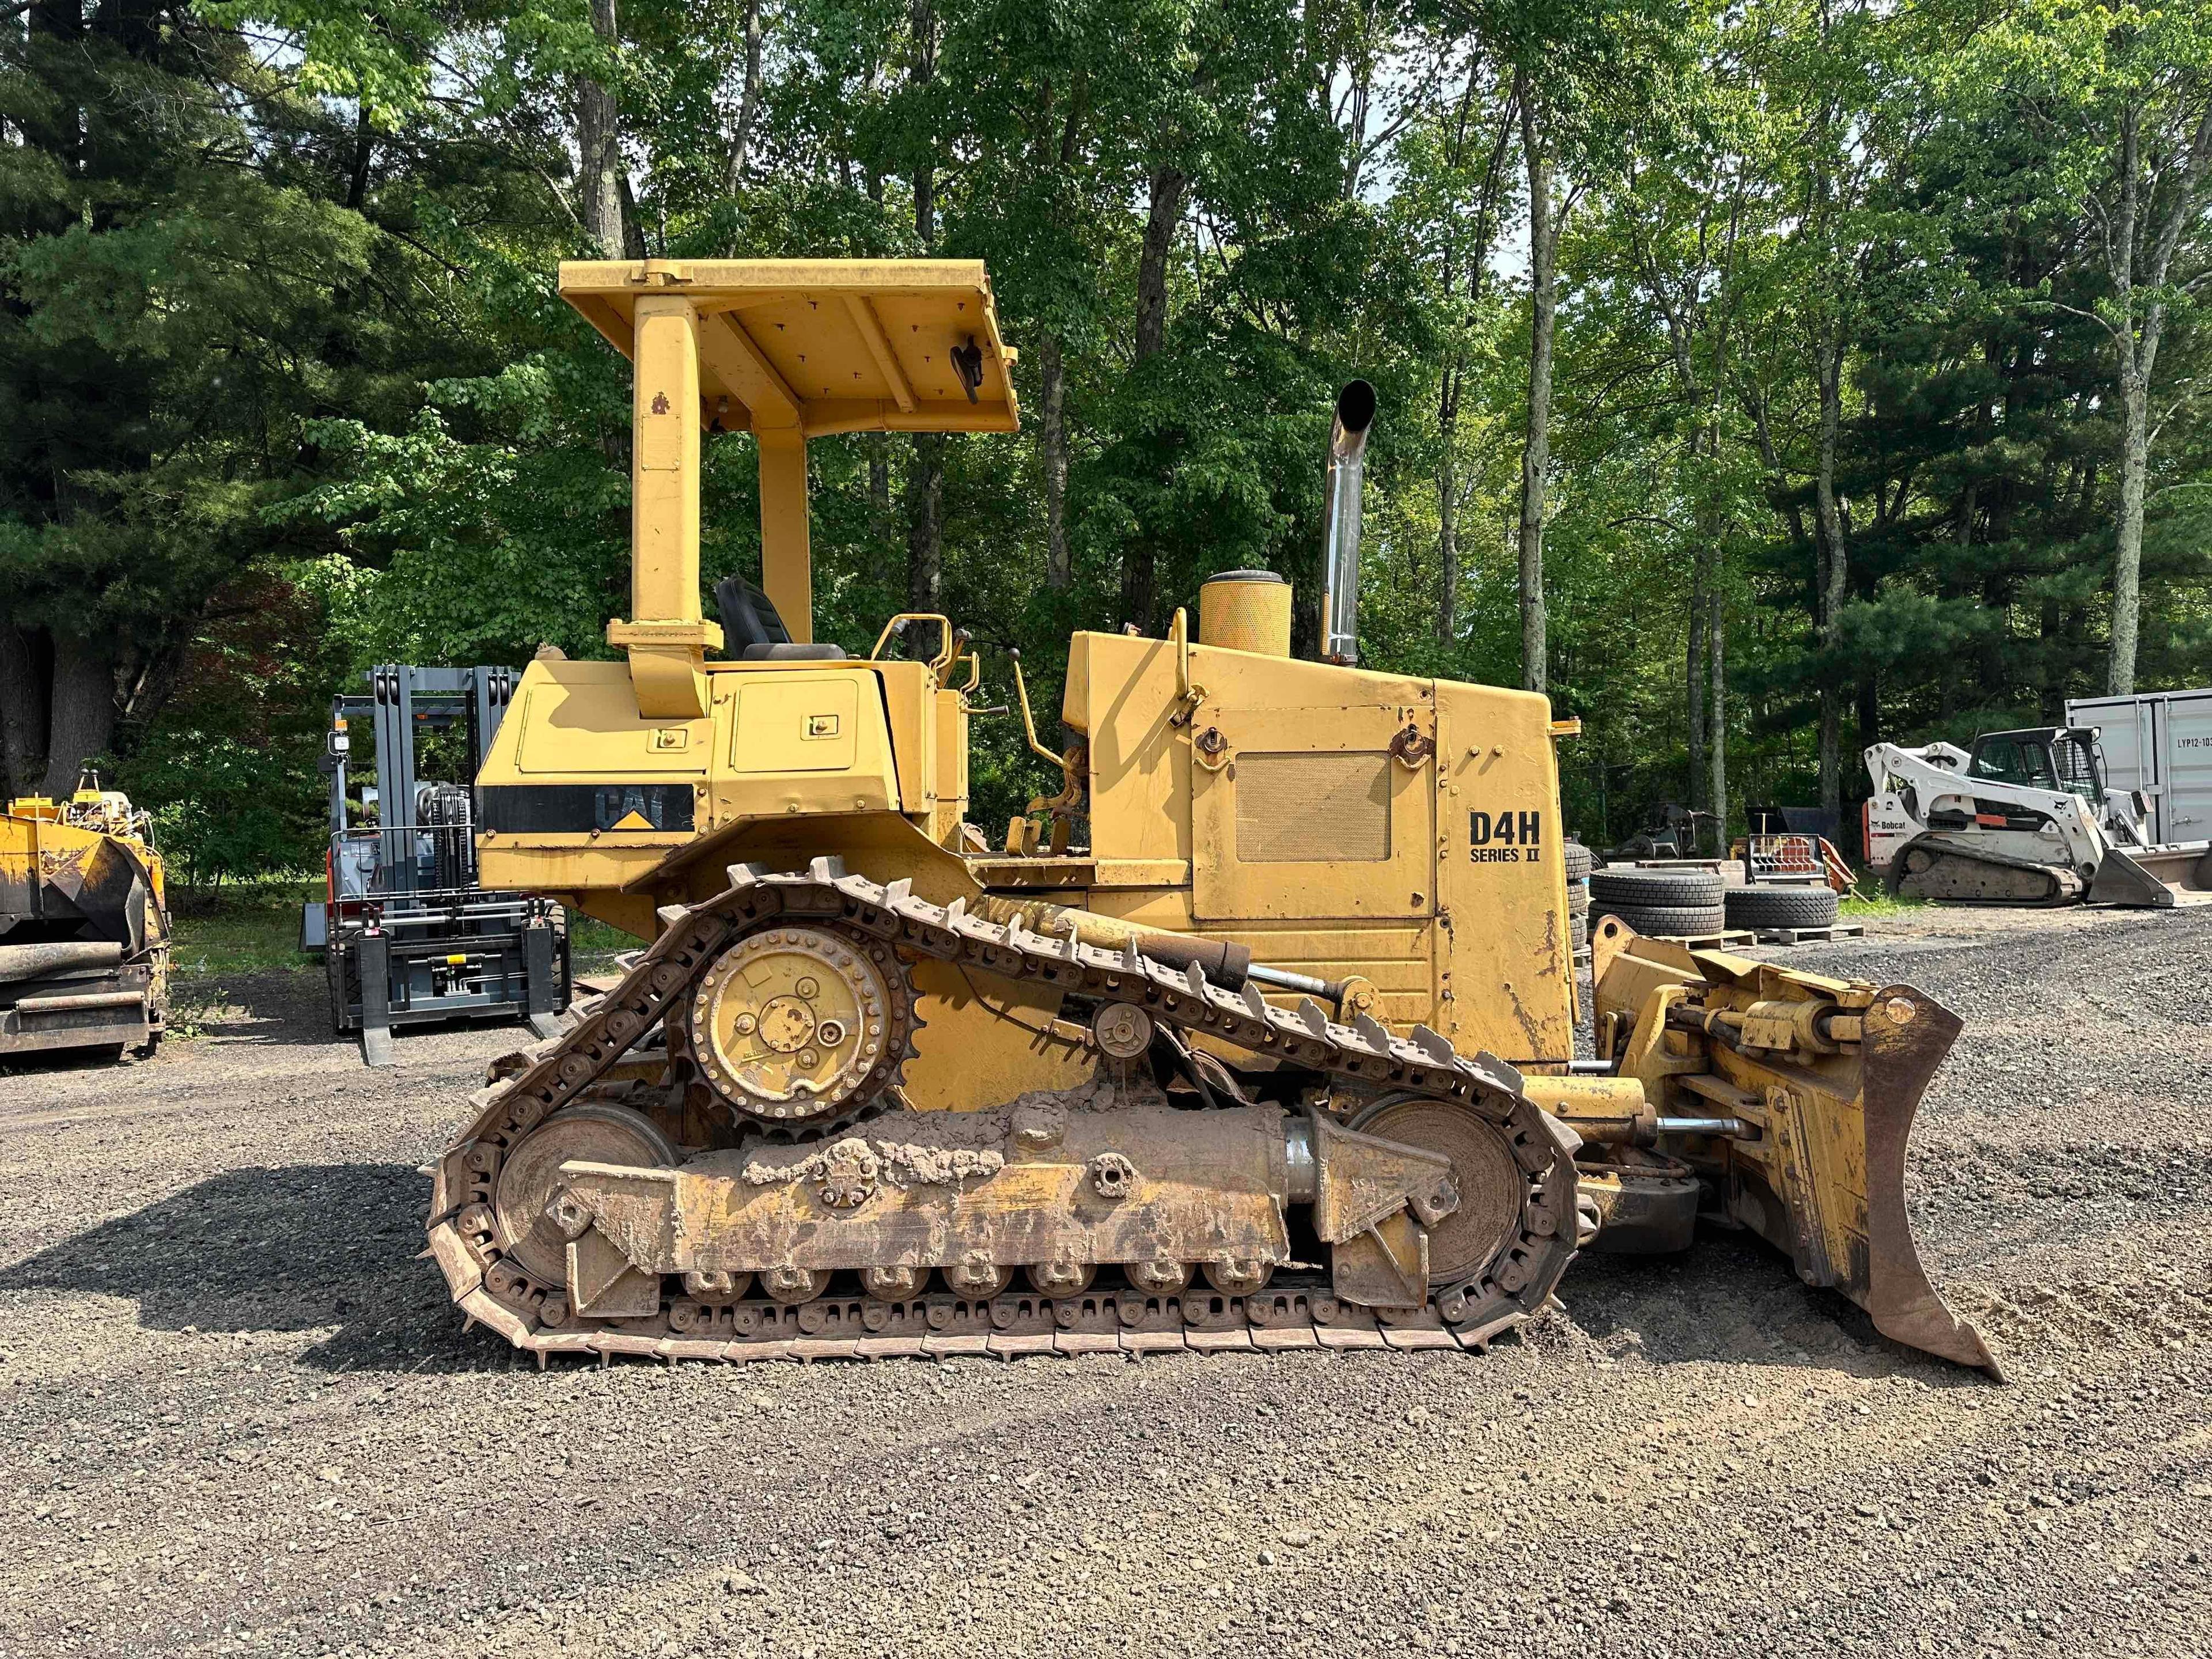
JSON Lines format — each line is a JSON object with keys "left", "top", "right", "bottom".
{"left": 166, "top": 981, "right": 238, "bottom": 1039}
{"left": 1840, "top": 883, "right": 1925, "bottom": 918}
{"left": 166, "top": 878, "right": 643, "bottom": 984}
{"left": 570, "top": 912, "right": 639, "bottom": 974}
{"left": 169, "top": 879, "right": 320, "bottom": 979}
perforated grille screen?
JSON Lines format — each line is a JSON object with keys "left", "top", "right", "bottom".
{"left": 1233, "top": 752, "right": 1391, "bottom": 862}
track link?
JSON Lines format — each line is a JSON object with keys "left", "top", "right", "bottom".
{"left": 1887, "top": 835, "right": 2081, "bottom": 906}
{"left": 426, "top": 858, "right": 1581, "bottom": 1363}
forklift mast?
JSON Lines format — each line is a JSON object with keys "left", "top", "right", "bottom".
{"left": 309, "top": 664, "right": 567, "bottom": 1065}
{"left": 327, "top": 665, "right": 518, "bottom": 896}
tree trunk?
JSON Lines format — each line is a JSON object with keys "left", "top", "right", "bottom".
{"left": 1120, "top": 535, "right": 1157, "bottom": 637}
{"left": 1515, "top": 77, "right": 1556, "bottom": 695}
{"left": 910, "top": 0, "right": 937, "bottom": 241}
{"left": 868, "top": 435, "right": 891, "bottom": 523}
{"left": 1813, "top": 339, "right": 1848, "bottom": 817}
{"left": 577, "top": 0, "right": 627, "bottom": 258}
{"left": 1040, "top": 331, "right": 1071, "bottom": 590}
{"left": 1435, "top": 384, "right": 1459, "bottom": 647}
{"left": 40, "top": 632, "right": 115, "bottom": 797}
{"left": 1436, "top": 90, "right": 1512, "bottom": 651}
{"left": 2039, "top": 593, "right": 2064, "bottom": 722}
{"left": 1135, "top": 165, "right": 1187, "bottom": 361}
{"left": 725, "top": 0, "right": 764, "bottom": 193}
{"left": 346, "top": 97, "right": 373, "bottom": 211}
{"left": 906, "top": 433, "right": 944, "bottom": 613}
{"left": 1686, "top": 552, "right": 1707, "bottom": 811}
{"left": 2108, "top": 360, "right": 2146, "bottom": 695}
{"left": 1708, "top": 589, "right": 1726, "bottom": 843}
{"left": 616, "top": 171, "right": 648, "bottom": 259}
{"left": 2097, "top": 92, "right": 2211, "bottom": 691}
{"left": 0, "top": 624, "right": 48, "bottom": 800}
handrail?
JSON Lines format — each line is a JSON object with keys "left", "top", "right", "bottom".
{"left": 1008, "top": 650, "right": 1075, "bottom": 779}
{"left": 868, "top": 612, "right": 956, "bottom": 671}
{"left": 1169, "top": 607, "right": 1205, "bottom": 726}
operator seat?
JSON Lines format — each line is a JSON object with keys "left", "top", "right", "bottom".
{"left": 714, "top": 576, "right": 847, "bottom": 661}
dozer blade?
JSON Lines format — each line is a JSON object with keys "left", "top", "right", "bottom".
{"left": 2087, "top": 841, "right": 2212, "bottom": 907}
{"left": 1602, "top": 935, "right": 2001, "bottom": 1376}
{"left": 1842, "top": 983, "right": 2001, "bottom": 1375}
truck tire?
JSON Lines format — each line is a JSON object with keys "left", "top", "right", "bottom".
{"left": 1723, "top": 885, "right": 1840, "bottom": 929}
{"left": 1563, "top": 842, "right": 1596, "bottom": 881}
{"left": 1593, "top": 902, "right": 1728, "bottom": 938}
{"left": 1588, "top": 868, "right": 1726, "bottom": 909}
{"left": 1570, "top": 912, "right": 1589, "bottom": 949}
{"left": 1567, "top": 881, "right": 1590, "bottom": 915}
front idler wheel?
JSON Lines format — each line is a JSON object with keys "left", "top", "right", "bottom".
{"left": 490, "top": 1103, "right": 680, "bottom": 1290}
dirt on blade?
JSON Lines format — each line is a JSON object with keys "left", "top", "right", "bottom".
{"left": 2, "top": 907, "right": 2209, "bottom": 1658}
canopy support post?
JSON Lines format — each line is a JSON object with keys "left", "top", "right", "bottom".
{"left": 758, "top": 429, "right": 812, "bottom": 645}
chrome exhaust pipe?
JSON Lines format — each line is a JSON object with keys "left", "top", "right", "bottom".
{"left": 1319, "top": 380, "right": 1376, "bottom": 665}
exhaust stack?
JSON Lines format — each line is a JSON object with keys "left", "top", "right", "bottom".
{"left": 1319, "top": 380, "right": 1376, "bottom": 665}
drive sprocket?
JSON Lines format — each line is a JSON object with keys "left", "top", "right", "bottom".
{"left": 681, "top": 921, "right": 916, "bottom": 1127}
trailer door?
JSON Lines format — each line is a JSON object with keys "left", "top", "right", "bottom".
{"left": 2071, "top": 692, "right": 2157, "bottom": 838}
{"left": 2167, "top": 691, "right": 2212, "bottom": 842}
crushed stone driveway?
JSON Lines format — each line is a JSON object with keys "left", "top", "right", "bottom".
{"left": 1, "top": 905, "right": 2208, "bottom": 1657}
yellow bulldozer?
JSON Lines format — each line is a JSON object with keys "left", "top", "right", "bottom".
{"left": 424, "top": 259, "right": 1997, "bottom": 1375}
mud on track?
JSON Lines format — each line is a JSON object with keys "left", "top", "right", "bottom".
{"left": 2, "top": 908, "right": 2209, "bottom": 1657}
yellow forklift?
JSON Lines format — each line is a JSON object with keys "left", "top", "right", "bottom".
{"left": 421, "top": 259, "right": 1995, "bottom": 1373}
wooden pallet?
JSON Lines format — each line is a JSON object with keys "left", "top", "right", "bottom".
{"left": 1751, "top": 921, "right": 1865, "bottom": 945}
{"left": 1649, "top": 927, "right": 1759, "bottom": 948}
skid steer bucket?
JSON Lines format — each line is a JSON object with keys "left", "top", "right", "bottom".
{"left": 1596, "top": 926, "right": 2001, "bottom": 1376}
{"left": 2086, "top": 841, "right": 2212, "bottom": 907}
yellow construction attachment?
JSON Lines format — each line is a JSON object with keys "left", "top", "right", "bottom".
{"left": 1590, "top": 916, "right": 1999, "bottom": 1376}
{"left": 1, "top": 785, "right": 169, "bottom": 1060}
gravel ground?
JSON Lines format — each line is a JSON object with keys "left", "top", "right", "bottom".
{"left": 2, "top": 904, "right": 2209, "bottom": 1658}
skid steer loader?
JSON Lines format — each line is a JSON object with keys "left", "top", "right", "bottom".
{"left": 1866, "top": 730, "right": 2212, "bottom": 907}
{"left": 422, "top": 259, "right": 1996, "bottom": 1374}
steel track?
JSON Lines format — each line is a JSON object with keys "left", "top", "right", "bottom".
{"left": 424, "top": 858, "right": 1581, "bottom": 1363}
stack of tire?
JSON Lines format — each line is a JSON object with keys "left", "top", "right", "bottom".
{"left": 1721, "top": 881, "right": 1840, "bottom": 935}
{"left": 1587, "top": 866, "right": 1727, "bottom": 940}
{"left": 1565, "top": 841, "right": 1594, "bottom": 964}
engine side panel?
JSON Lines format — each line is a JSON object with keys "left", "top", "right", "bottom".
{"left": 1062, "top": 631, "right": 1573, "bottom": 1063}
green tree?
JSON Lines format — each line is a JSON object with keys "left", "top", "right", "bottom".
{"left": 1941, "top": 1, "right": 2212, "bottom": 695}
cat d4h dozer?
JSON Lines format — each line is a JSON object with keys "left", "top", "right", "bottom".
{"left": 424, "top": 259, "right": 1997, "bottom": 1375}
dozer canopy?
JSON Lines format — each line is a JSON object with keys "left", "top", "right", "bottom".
{"left": 558, "top": 260, "right": 1018, "bottom": 719}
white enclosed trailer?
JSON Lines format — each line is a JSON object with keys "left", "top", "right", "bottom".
{"left": 2065, "top": 688, "right": 2212, "bottom": 846}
